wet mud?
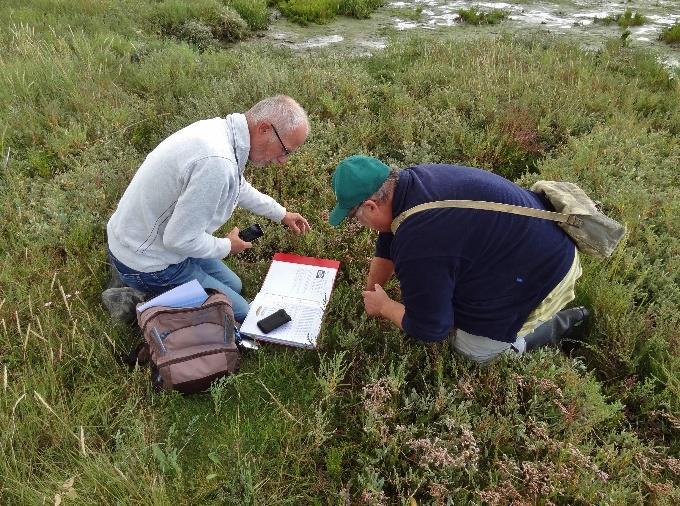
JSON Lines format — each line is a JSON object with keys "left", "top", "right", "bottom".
{"left": 248, "top": 1, "right": 680, "bottom": 70}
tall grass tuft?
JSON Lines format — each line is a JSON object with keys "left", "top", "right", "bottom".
{"left": 616, "top": 8, "right": 646, "bottom": 28}
{"left": 147, "top": 0, "right": 250, "bottom": 43}
{"left": 271, "top": 0, "right": 385, "bottom": 25}
{"left": 659, "top": 22, "right": 680, "bottom": 44}
{"left": 458, "top": 7, "right": 507, "bottom": 25}
{"left": 228, "top": 0, "right": 270, "bottom": 31}
{"left": 594, "top": 8, "right": 647, "bottom": 28}
{"left": 274, "top": 0, "right": 340, "bottom": 25}
{"left": 339, "top": 0, "right": 385, "bottom": 19}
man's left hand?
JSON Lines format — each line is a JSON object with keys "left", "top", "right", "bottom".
{"left": 363, "top": 284, "right": 391, "bottom": 317}
{"left": 282, "top": 211, "right": 311, "bottom": 234}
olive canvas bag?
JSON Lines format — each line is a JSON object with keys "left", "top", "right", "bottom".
{"left": 134, "top": 289, "right": 240, "bottom": 394}
{"left": 391, "top": 180, "right": 625, "bottom": 258}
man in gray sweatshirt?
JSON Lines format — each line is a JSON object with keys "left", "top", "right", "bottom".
{"left": 106, "top": 95, "right": 311, "bottom": 322}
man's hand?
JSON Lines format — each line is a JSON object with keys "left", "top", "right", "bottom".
{"left": 226, "top": 227, "right": 252, "bottom": 255}
{"left": 362, "top": 283, "right": 391, "bottom": 317}
{"left": 281, "top": 211, "right": 311, "bottom": 234}
{"left": 363, "top": 284, "right": 406, "bottom": 329}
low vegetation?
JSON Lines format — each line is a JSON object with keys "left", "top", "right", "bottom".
{"left": 659, "top": 22, "right": 680, "bottom": 44}
{"left": 458, "top": 7, "right": 507, "bottom": 26}
{"left": 594, "top": 8, "right": 646, "bottom": 29}
{"left": 387, "top": 6, "right": 423, "bottom": 22}
{"left": 1, "top": 0, "right": 679, "bottom": 503}
{"left": 228, "top": 0, "right": 270, "bottom": 31}
{"left": 270, "top": 0, "right": 385, "bottom": 25}
{"left": 617, "top": 8, "right": 647, "bottom": 28}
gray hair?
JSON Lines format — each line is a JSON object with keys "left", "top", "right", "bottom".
{"left": 370, "top": 169, "right": 399, "bottom": 203}
{"left": 350, "top": 168, "right": 399, "bottom": 218}
{"left": 247, "top": 95, "right": 310, "bottom": 134}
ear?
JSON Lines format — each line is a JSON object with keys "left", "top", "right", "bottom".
{"left": 256, "top": 121, "right": 271, "bottom": 135}
{"left": 363, "top": 200, "right": 379, "bottom": 213}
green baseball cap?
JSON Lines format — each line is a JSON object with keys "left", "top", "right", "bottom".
{"left": 329, "top": 155, "right": 391, "bottom": 226}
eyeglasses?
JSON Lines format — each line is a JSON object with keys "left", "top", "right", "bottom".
{"left": 271, "top": 124, "right": 291, "bottom": 156}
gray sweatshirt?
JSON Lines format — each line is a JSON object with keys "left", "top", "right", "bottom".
{"left": 107, "top": 114, "right": 286, "bottom": 272}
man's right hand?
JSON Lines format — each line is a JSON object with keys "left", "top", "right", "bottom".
{"left": 226, "top": 227, "right": 252, "bottom": 255}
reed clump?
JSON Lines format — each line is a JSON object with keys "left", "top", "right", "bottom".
{"left": 458, "top": 7, "right": 507, "bottom": 25}
{"left": 659, "top": 22, "right": 680, "bottom": 44}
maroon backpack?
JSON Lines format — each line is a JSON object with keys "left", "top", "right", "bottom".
{"left": 134, "top": 289, "right": 240, "bottom": 394}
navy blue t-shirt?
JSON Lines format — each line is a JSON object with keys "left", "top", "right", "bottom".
{"left": 375, "top": 164, "right": 575, "bottom": 343}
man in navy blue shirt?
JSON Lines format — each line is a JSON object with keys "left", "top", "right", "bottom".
{"left": 328, "top": 155, "right": 589, "bottom": 363}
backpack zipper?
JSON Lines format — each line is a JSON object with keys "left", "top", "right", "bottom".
{"left": 151, "top": 326, "right": 168, "bottom": 355}
{"left": 141, "top": 298, "right": 232, "bottom": 334}
{"left": 224, "top": 314, "right": 234, "bottom": 345}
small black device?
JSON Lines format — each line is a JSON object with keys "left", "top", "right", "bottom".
{"left": 238, "top": 223, "right": 264, "bottom": 242}
{"left": 257, "top": 309, "right": 291, "bottom": 334}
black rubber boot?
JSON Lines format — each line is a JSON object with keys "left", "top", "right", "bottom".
{"left": 524, "top": 306, "right": 590, "bottom": 352}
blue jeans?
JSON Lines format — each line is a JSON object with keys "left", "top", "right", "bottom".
{"left": 109, "top": 253, "right": 250, "bottom": 323}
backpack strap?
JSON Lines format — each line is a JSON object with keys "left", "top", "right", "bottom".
{"left": 390, "top": 199, "right": 584, "bottom": 234}
{"left": 121, "top": 341, "right": 150, "bottom": 370}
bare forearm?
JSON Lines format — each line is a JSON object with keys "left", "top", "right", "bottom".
{"left": 366, "top": 257, "right": 394, "bottom": 290}
{"left": 380, "top": 299, "right": 405, "bottom": 329}
{"left": 362, "top": 283, "right": 405, "bottom": 329}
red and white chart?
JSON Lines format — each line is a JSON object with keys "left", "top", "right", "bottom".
{"left": 240, "top": 253, "right": 340, "bottom": 348}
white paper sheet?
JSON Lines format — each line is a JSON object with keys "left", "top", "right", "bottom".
{"left": 240, "top": 293, "right": 323, "bottom": 349}
{"left": 260, "top": 262, "right": 336, "bottom": 306}
{"left": 136, "top": 279, "right": 208, "bottom": 312}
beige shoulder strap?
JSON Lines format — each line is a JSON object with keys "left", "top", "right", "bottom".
{"left": 391, "top": 200, "right": 583, "bottom": 234}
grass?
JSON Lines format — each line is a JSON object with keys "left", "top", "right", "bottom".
{"left": 270, "top": 0, "right": 385, "bottom": 25}
{"left": 594, "top": 8, "right": 647, "bottom": 29}
{"left": 274, "top": 0, "right": 339, "bottom": 25}
{"left": 458, "top": 7, "right": 507, "bottom": 26}
{"left": 0, "top": 0, "right": 384, "bottom": 53}
{"left": 227, "top": 0, "right": 270, "bottom": 31}
{"left": 338, "top": 0, "right": 385, "bottom": 20}
{"left": 660, "top": 22, "right": 680, "bottom": 44}
{"left": 616, "top": 9, "right": 646, "bottom": 29}
{"left": 2, "top": 0, "right": 680, "bottom": 503}
{"left": 386, "top": 6, "right": 423, "bottom": 22}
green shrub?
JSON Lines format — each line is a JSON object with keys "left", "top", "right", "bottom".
{"left": 26, "top": 148, "right": 57, "bottom": 178}
{"left": 659, "top": 22, "right": 680, "bottom": 44}
{"left": 228, "top": 0, "right": 270, "bottom": 31}
{"left": 147, "top": 0, "right": 221, "bottom": 32}
{"left": 338, "top": 0, "right": 385, "bottom": 19}
{"left": 148, "top": 0, "right": 250, "bottom": 42}
{"left": 593, "top": 15, "right": 616, "bottom": 26}
{"left": 177, "top": 20, "right": 216, "bottom": 51}
{"left": 214, "top": 8, "right": 250, "bottom": 42}
{"left": 458, "top": 7, "right": 507, "bottom": 25}
{"left": 275, "top": 0, "right": 339, "bottom": 25}
{"left": 593, "top": 9, "right": 646, "bottom": 29}
{"left": 270, "top": 0, "right": 384, "bottom": 25}
{"left": 617, "top": 8, "right": 646, "bottom": 28}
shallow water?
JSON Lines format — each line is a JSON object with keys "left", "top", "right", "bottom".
{"left": 253, "top": 1, "right": 680, "bottom": 70}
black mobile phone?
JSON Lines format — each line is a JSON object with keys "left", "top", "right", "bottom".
{"left": 238, "top": 223, "right": 264, "bottom": 242}
{"left": 257, "top": 309, "right": 291, "bottom": 334}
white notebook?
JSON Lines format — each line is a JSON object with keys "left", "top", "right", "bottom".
{"left": 240, "top": 253, "right": 340, "bottom": 349}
